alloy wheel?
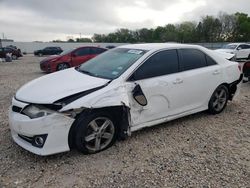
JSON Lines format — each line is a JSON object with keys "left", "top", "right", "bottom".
{"left": 212, "top": 88, "right": 227, "bottom": 112}
{"left": 84, "top": 117, "right": 115, "bottom": 152}
{"left": 57, "top": 63, "right": 68, "bottom": 71}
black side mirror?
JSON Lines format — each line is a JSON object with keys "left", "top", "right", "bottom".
{"left": 132, "top": 84, "right": 147, "bottom": 106}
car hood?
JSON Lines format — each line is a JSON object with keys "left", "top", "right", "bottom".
{"left": 15, "top": 68, "right": 110, "bottom": 104}
{"left": 40, "top": 55, "right": 60, "bottom": 63}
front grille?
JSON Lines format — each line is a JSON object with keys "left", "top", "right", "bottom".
{"left": 12, "top": 106, "right": 22, "bottom": 113}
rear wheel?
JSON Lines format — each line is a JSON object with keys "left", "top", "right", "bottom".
{"left": 208, "top": 85, "right": 229, "bottom": 114}
{"left": 74, "top": 112, "right": 117, "bottom": 154}
{"left": 38, "top": 53, "right": 43, "bottom": 57}
{"left": 57, "top": 63, "right": 69, "bottom": 71}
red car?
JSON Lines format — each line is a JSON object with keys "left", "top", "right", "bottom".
{"left": 40, "top": 46, "right": 107, "bottom": 73}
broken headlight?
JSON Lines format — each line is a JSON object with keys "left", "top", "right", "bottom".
{"left": 22, "top": 105, "right": 55, "bottom": 119}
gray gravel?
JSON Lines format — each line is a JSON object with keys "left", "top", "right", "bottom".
{"left": 0, "top": 55, "right": 250, "bottom": 188}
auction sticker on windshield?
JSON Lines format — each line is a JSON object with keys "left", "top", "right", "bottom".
{"left": 127, "top": 50, "right": 143, "bottom": 55}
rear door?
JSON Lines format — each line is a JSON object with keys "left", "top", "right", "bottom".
{"left": 176, "top": 49, "right": 222, "bottom": 111}
{"left": 71, "top": 47, "right": 91, "bottom": 66}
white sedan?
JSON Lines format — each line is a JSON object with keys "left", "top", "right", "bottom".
{"left": 215, "top": 43, "right": 250, "bottom": 59}
{"left": 9, "top": 43, "right": 242, "bottom": 156}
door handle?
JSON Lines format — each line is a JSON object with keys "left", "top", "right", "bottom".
{"left": 173, "top": 78, "right": 183, "bottom": 84}
{"left": 213, "top": 70, "right": 220, "bottom": 75}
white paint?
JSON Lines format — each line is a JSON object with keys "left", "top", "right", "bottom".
{"left": 16, "top": 68, "right": 110, "bottom": 104}
{"left": 9, "top": 43, "right": 241, "bottom": 155}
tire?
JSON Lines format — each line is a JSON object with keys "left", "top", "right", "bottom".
{"left": 12, "top": 55, "right": 17, "bottom": 60}
{"left": 208, "top": 85, "right": 229, "bottom": 114}
{"left": 74, "top": 112, "right": 118, "bottom": 154}
{"left": 248, "top": 54, "right": 250, "bottom": 60}
{"left": 38, "top": 53, "right": 43, "bottom": 57}
{"left": 57, "top": 63, "right": 69, "bottom": 71}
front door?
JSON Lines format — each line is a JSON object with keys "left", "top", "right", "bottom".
{"left": 127, "top": 49, "right": 182, "bottom": 125}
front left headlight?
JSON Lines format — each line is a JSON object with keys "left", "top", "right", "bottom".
{"left": 22, "top": 105, "right": 55, "bottom": 119}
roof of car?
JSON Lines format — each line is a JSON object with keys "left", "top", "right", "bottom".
{"left": 118, "top": 43, "right": 204, "bottom": 51}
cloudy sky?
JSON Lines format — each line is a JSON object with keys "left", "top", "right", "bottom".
{"left": 0, "top": 0, "right": 250, "bottom": 41}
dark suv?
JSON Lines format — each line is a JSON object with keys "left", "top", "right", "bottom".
{"left": 34, "top": 47, "right": 63, "bottom": 56}
{"left": 0, "top": 47, "right": 22, "bottom": 60}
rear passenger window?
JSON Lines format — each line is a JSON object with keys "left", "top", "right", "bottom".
{"left": 178, "top": 49, "right": 207, "bottom": 71}
{"left": 132, "top": 50, "right": 179, "bottom": 80}
{"left": 206, "top": 55, "right": 217, "bottom": 66}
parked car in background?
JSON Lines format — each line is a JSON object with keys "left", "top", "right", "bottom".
{"left": 0, "top": 47, "right": 22, "bottom": 60}
{"left": 40, "top": 46, "right": 107, "bottom": 73}
{"left": 34, "top": 47, "right": 63, "bottom": 56}
{"left": 106, "top": 45, "right": 116, "bottom": 49}
{"left": 215, "top": 43, "right": 250, "bottom": 60}
{"left": 9, "top": 43, "right": 242, "bottom": 156}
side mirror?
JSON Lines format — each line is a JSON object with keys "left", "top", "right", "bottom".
{"left": 132, "top": 84, "right": 147, "bottom": 106}
{"left": 237, "top": 47, "right": 242, "bottom": 50}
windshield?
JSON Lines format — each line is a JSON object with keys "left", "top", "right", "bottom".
{"left": 222, "top": 44, "right": 237, "bottom": 49}
{"left": 60, "top": 49, "right": 74, "bottom": 56}
{"left": 78, "top": 48, "right": 147, "bottom": 79}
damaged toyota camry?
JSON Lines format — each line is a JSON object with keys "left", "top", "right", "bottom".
{"left": 9, "top": 43, "right": 242, "bottom": 156}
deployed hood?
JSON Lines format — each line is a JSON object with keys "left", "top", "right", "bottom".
{"left": 16, "top": 68, "right": 110, "bottom": 104}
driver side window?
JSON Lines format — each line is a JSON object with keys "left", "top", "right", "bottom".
{"left": 130, "top": 49, "right": 179, "bottom": 80}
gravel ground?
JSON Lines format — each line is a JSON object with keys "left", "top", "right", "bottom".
{"left": 0, "top": 55, "right": 250, "bottom": 188}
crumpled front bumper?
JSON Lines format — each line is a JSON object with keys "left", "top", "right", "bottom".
{"left": 9, "top": 106, "right": 74, "bottom": 156}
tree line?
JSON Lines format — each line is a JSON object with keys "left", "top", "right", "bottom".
{"left": 91, "top": 12, "right": 250, "bottom": 43}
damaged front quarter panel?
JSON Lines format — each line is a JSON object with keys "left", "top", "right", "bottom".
{"left": 59, "top": 84, "right": 133, "bottom": 140}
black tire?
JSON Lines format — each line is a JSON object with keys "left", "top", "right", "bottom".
{"left": 74, "top": 111, "right": 118, "bottom": 154}
{"left": 57, "top": 63, "right": 69, "bottom": 71}
{"left": 12, "top": 55, "right": 17, "bottom": 60}
{"left": 38, "top": 53, "right": 43, "bottom": 57}
{"left": 208, "top": 85, "right": 229, "bottom": 114}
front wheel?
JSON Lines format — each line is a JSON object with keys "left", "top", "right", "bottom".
{"left": 208, "top": 85, "right": 229, "bottom": 114}
{"left": 57, "top": 63, "right": 69, "bottom": 71}
{"left": 74, "top": 112, "right": 117, "bottom": 154}
{"left": 12, "top": 55, "right": 17, "bottom": 60}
